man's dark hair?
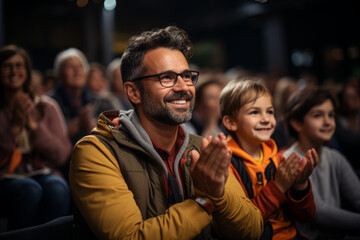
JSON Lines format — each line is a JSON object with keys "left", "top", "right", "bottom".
{"left": 120, "top": 26, "right": 193, "bottom": 85}
{"left": 285, "top": 87, "right": 338, "bottom": 140}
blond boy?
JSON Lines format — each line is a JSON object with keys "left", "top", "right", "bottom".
{"left": 220, "top": 79, "right": 318, "bottom": 240}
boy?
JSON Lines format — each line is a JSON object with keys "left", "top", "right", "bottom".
{"left": 283, "top": 87, "right": 360, "bottom": 239}
{"left": 220, "top": 79, "right": 318, "bottom": 240}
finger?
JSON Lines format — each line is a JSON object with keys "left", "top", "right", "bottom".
{"left": 190, "top": 149, "right": 200, "bottom": 172}
{"left": 311, "top": 148, "right": 319, "bottom": 166}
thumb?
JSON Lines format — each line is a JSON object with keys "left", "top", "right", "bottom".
{"left": 189, "top": 149, "right": 200, "bottom": 172}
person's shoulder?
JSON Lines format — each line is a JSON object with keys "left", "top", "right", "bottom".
{"left": 188, "top": 133, "right": 202, "bottom": 144}
{"left": 322, "top": 146, "right": 346, "bottom": 159}
{"left": 322, "top": 146, "right": 350, "bottom": 166}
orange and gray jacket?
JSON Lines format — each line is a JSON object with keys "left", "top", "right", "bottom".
{"left": 228, "top": 136, "right": 315, "bottom": 240}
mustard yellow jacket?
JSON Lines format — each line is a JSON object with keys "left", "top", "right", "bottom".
{"left": 69, "top": 110, "right": 263, "bottom": 240}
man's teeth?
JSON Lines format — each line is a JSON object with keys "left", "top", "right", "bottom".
{"left": 171, "top": 100, "right": 186, "bottom": 104}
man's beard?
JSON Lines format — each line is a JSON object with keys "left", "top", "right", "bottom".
{"left": 141, "top": 90, "right": 194, "bottom": 125}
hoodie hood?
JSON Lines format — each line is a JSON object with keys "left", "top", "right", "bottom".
{"left": 115, "top": 109, "right": 190, "bottom": 200}
{"left": 227, "top": 136, "right": 278, "bottom": 165}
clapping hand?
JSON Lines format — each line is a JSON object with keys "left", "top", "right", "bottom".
{"left": 190, "top": 133, "right": 232, "bottom": 198}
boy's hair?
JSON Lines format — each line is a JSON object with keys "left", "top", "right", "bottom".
{"left": 219, "top": 78, "right": 272, "bottom": 120}
{"left": 285, "top": 87, "right": 338, "bottom": 140}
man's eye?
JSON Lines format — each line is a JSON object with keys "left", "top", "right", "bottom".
{"left": 182, "top": 73, "right": 192, "bottom": 80}
{"left": 160, "top": 74, "right": 173, "bottom": 80}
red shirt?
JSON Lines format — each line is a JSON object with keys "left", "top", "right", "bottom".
{"left": 151, "top": 126, "right": 187, "bottom": 206}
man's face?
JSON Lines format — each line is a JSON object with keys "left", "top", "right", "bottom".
{"left": 138, "top": 48, "right": 195, "bottom": 125}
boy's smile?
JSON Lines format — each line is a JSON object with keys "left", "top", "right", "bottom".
{"left": 233, "top": 94, "right": 276, "bottom": 147}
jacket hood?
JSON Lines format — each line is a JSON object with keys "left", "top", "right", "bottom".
{"left": 227, "top": 136, "right": 278, "bottom": 164}
{"left": 92, "top": 109, "right": 191, "bottom": 201}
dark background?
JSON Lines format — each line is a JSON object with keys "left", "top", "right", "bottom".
{"left": 1, "top": 0, "right": 360, "bottom": 83}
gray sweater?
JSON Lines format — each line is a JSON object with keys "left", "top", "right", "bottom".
{"left": 283, "top": 143, "right": 360, "bottom": 239}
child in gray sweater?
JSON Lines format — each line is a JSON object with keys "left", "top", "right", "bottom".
{"left": 282, "top": 87, "right": 360, "bottom": 239}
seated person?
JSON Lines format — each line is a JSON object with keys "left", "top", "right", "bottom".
{"left": 69, "top": 26, "right": 264, "bottom": 240}
{"left": 0, "top": 45, "right": 71, "bottom": 230}
{"left": 283, "top": 87, "right": 360, "bottom": 239}
{"left": 220, "top": 79, "right": 318, "bottom": 240}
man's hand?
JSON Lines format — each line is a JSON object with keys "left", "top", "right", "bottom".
{"left": 189, "top": 133, "right": 232, "bottom": 198}
{"left": 293, "top": 148, "right": 318, "bottom": 190}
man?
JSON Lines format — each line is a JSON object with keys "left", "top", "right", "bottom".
{"left": 69, "top": 26, "right": 263, "bottom": 240}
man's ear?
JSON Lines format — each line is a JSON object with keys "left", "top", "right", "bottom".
{"left": 222, "top": 115, "right": 238, "bottom": 132}
{"left": 124, "top": 82, "right": 141, "bottom": 105}
{"left": 289, "top": 119, "right": 303, "bottom": 132}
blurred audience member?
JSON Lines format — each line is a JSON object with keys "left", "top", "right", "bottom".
{"left": 0, "top": 45, "right": 71, "bottom": 230}
{"left": 42, "top": 69, "right": 57, "bottom": 95}
{"left": 87, "top": 62, "right": 109, "bottom": 96}
{"left": 333, "top": 82, "right": 360, "bottom": 173}
{"left": 51, "top": 48, "right": 112, "bottom": 146}
{"left": 104, "top": 58, "right": 132, "bottom": 110}
{"left": 272, "top": 76, "right": 298, "bottom": 149}
{"left": 297, "top": 71, "right": 318, "bottom": 90}
{"left": 186, "top": 74, "right": 225, "bottom": 137}
{"left": 30, "top": 69, "right": 44, "bottom": 96}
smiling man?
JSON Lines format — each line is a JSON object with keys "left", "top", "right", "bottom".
{"left": 69, "top": 26, "right": 263, "bottom": 240}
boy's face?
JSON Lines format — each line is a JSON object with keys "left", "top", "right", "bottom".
{"left": 298, "top": 99, "right": 335, "bottom": 145}
{"left": 233, "top": 94, "right": 276, "bottom": 147}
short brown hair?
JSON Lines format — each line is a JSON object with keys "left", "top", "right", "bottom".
{"left": 120, "top": 26, "right": 193, "bottom": 85}
{"left": 220, "top": 78, "right": 272, "bottom": 120}
{"left": 285, "top": 87, "right": 338, "bottom": 140}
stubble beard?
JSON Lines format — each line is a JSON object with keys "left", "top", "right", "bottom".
{"left": 141, "top": 90, "right": 194, "bottom": 125}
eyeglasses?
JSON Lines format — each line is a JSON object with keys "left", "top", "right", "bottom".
{"left": 132, "top": 70, "right": 199, "bottom": 88}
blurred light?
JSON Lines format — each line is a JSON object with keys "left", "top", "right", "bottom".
{"left": 237, "top": 2, "right": 265, "bottom": 18}
{"left": 291, "top": 49, "right": 313, "bottom": 67}
{"left": 291, "top": 50, "right": 304, "bottom": 67}
{"left": 77, "top": 0, "right": 88, "bottom": 7}
{"left": 255, "top": 0, "right": 268, "bottom": 3}
{"left": 104, "top": 0, "right": 116, "bottom": 11}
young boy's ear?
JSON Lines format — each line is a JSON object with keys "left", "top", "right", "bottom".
{"left": 222, "top": 115, "right": 238, "bottom": 132}
{"left": 289, "top": 119, "right": 303, "bottom": 132}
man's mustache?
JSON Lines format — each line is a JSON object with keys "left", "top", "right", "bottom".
{"left": 163, "top": 92, "right": 193, "bottom": 102}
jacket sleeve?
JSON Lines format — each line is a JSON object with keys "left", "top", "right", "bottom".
{"left": 252, "top": 180, "right": 288, "bottom": 221}
{"left": 30, "top": 97, "right": 72, "bottom": 167}
{"left": 286, "top": 181, "right": 316, "bottom": 222}
{"left": 203, "top": 172, "right": 264, "bottom": 240}
{"left": 69, "top": 136, "right": 212, "bottom": 240}
{"left": 229, "top": 164, "right": 288, "bottom": 222}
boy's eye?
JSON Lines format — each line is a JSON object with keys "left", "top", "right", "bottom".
{"left": 329, "top": 113, "right": 335, "bottom": 118}
{"left": 250, "top": 111, "right": 258, "bottom": 115}
{"left": 267, "top": 110, "right": 274, "bottom": 115}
